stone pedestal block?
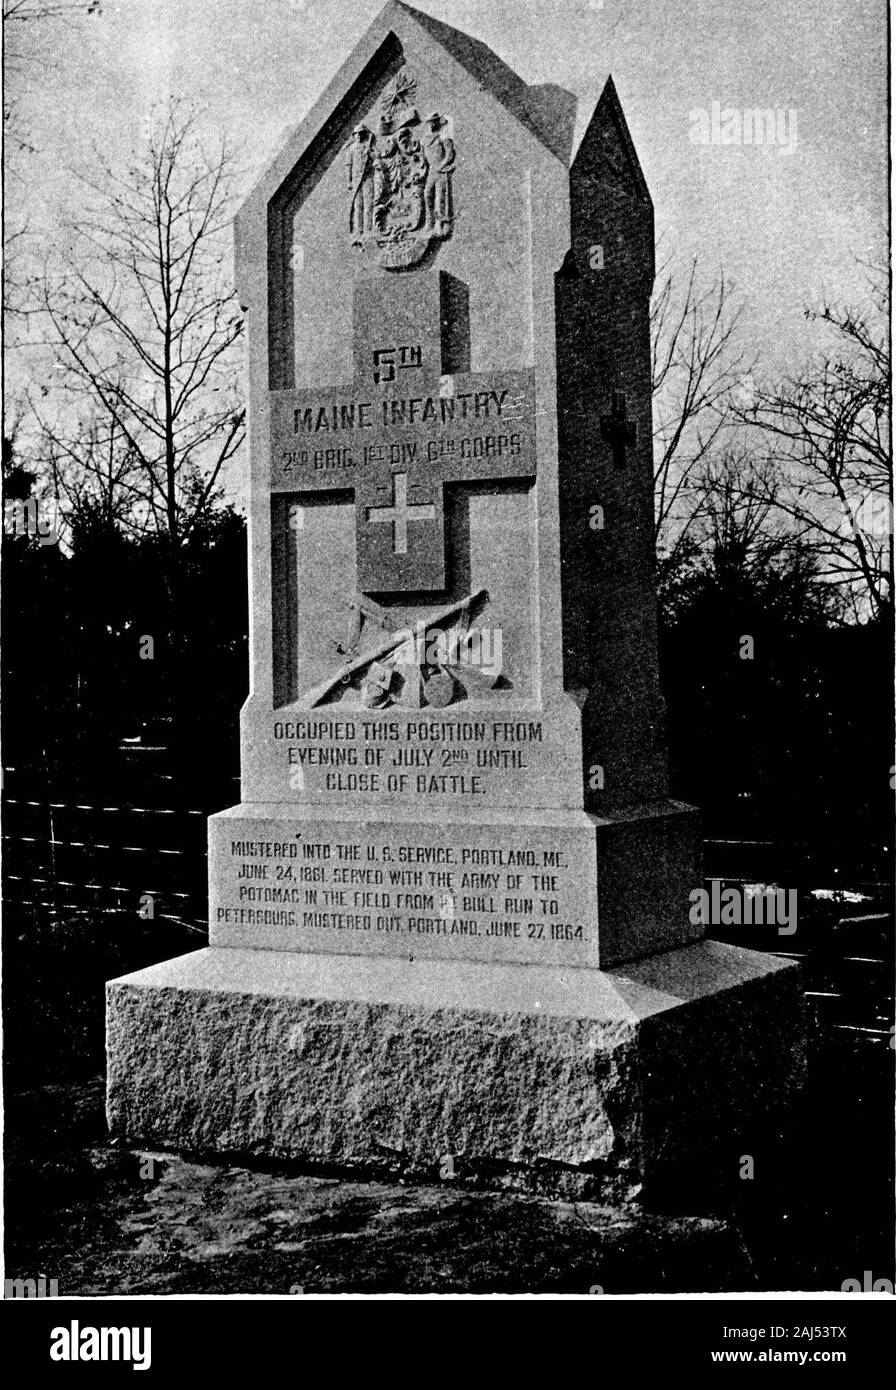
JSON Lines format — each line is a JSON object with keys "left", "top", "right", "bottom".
{"left": 106, "top": 941, "right": 805, "bottom": 1200}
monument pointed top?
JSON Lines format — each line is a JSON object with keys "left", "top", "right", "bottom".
{"left": 570, "top": 74, "right": 651, "bottom": 203}
{"left": 389, "top": 1, "right": 577, "bottom": 161}
{"left": 236, "top": 0, "right": 582, "bottom": 283}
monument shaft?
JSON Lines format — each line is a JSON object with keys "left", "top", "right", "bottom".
{"left": 204, "top": 0, "right": 702, "bottom": 971}
{"left": 107, "top": 2, "right": 804, "bottom": 1196}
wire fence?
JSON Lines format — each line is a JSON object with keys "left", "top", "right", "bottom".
{"left": 1, "top": 765, "right": 238, "bottom": 936}
{"left": 2, "top": 772, "right": 892, "bottom": 1054}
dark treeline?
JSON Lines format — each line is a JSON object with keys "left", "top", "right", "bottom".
{"left": 2, "top": 486, "right": 248, "bottom": 807}
{"left": 2, "top": 485, "right": 249, "bottom": 1082}
{"left": 3, "top": 489, "right": 891, "bottom": 886}
{"left": 658, "top": 542, "right": 893, "bottom": 886}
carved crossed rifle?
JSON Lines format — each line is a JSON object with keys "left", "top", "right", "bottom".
{"left": 302, "top": 588, "right": 490, "bottom": 708}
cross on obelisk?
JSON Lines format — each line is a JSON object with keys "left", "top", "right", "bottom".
{"left": 366, "top": 472, "right": 435, "bottom": 555}
{"left": 270, "top": 271, "right": 537, "bottom": 593}
{"left": 600, "top": 390, "right": 637, "bottom": 468}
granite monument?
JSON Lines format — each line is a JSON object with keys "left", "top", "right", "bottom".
{"left": 107, "top": 2, "right": 804, "bottom": 1197}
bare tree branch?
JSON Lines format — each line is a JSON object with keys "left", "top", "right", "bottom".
{"left": 651, "top": 250, "right": 751, "bottom": 562}
{"left": 742, "top": 261, "right": 892, "bottom": 619}
{"left": 34, "top": 98, "right": 246, "bottom": 552}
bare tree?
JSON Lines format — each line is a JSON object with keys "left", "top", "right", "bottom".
{"left": 686, "top": 445, "right": 801, "bottom": 573}
{"left": 651, "top": 253, "right": 749, "bottom": 561}
{"left": 658, "top": 442, "right": 847, "bottom": 635}
{"left": 743, "top": 263, "right": 891, "bottom": 620}
{"left": 33, "top": 98, "right": 245, "bottom": 559}
{"left": 39, "top": 411, "right": 148, "bottom": 539}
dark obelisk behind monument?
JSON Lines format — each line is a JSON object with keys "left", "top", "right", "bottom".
{"left": 106, "top": 2, "right": 804, "bottom": 1197}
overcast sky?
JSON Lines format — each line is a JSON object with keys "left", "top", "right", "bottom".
{"left": 7, "top": 0, "right": 888, "bottom": 410}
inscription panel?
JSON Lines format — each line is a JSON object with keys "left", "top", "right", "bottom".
{"left": 270, "top": 369, "right": 536, "bottom": 590}
{"left": 271, "top": 370, "right": 536, "bottom": 488}
{"left": 209, "top": 813, "right": 599, "bottom": 967}
{"left": 243, "top": 706, "right": 586, "bottom": 809}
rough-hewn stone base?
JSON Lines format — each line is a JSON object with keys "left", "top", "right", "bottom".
{"left": 106, "top": 942, "right": 805, "bottom": 1200}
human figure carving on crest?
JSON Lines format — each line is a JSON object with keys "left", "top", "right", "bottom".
{"left": 424, "top": 112, "right": 455, "bottom": 235}
{"left": 346, "top": 123, "right": 374, "bottom": 242}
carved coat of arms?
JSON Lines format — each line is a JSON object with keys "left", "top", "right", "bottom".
{"left": 346, "top": 69, "right": 456, "bottom": 269}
